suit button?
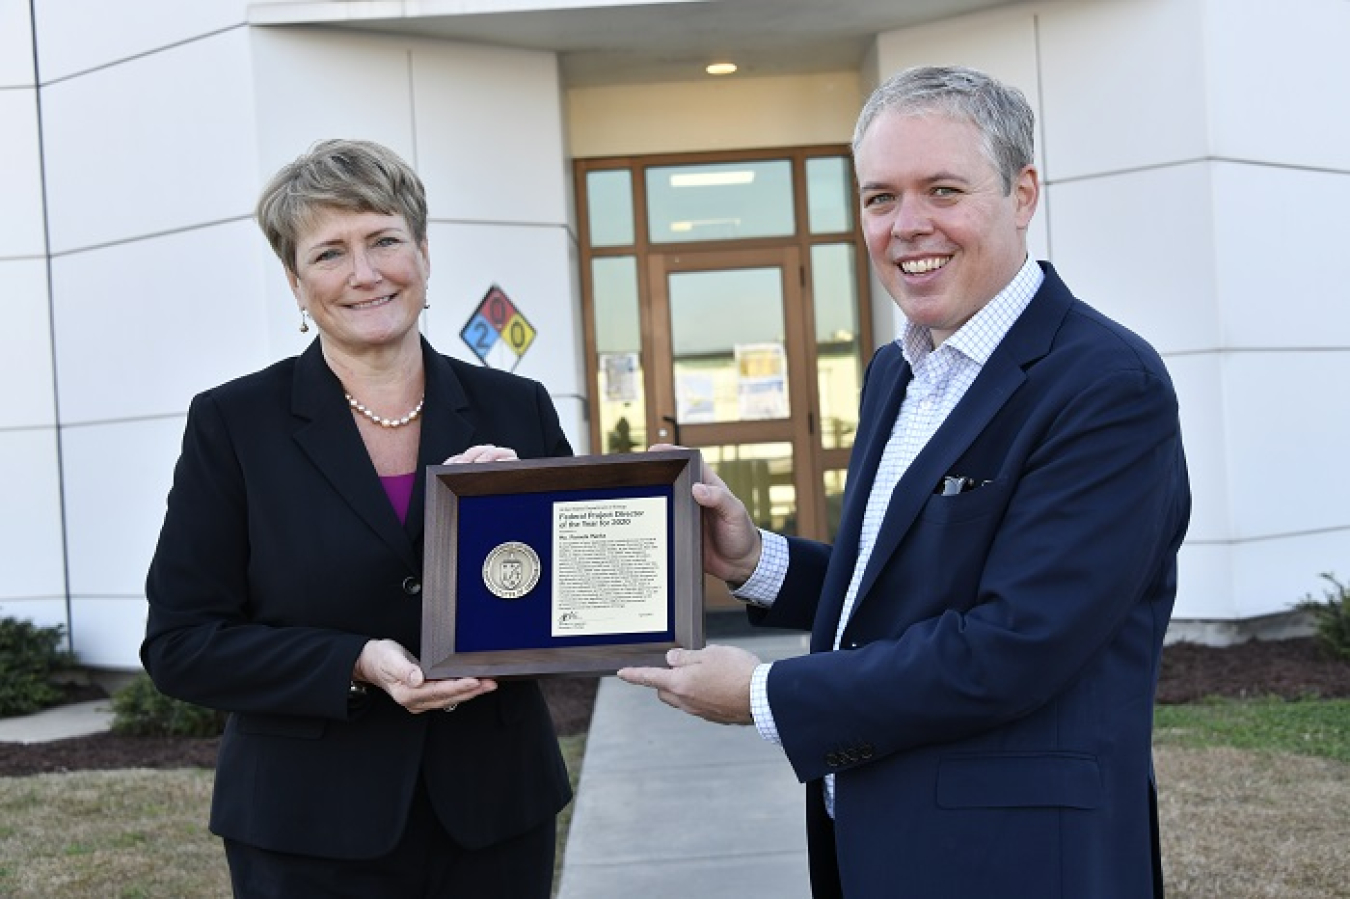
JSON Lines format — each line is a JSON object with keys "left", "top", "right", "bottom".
{"left": 402, "top": 577, "right": 422, "bottom": 596}
{"left": 860, "top": 744, "right": 874, "bottom": 760}
{"left": 825, "top": 752, "right": 841, "bottom": 768}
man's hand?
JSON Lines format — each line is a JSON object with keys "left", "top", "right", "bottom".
{"left": 649, "top": 444, "right": 762, "bottom": 585}
{"left": 354, "top": 639, "right": 497, "bottom": 713}
{"left": 617, "top": 644, "right": 760, "bottom": 725}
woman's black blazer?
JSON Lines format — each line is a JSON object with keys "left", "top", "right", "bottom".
{"left": 143, "top": 337, "right": 573, "bottom": 859}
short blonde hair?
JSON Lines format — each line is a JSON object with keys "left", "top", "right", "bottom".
{"left": 255, "top": 139, "right": 428, "bottom": 273}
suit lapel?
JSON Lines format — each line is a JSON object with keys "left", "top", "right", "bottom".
{"left": 843, "top": 264, "right": 1075, "bottom": 629}
{"left": 291, "top": 342, "right": 417, "bottom": 568}
{"left": 810, "top": 346, "right": 910, "bottom": 652}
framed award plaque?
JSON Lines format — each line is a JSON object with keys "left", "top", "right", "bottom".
{"left": 421, "top": 449, "right": 705, "bottom": 678}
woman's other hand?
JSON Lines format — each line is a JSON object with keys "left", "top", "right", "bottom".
{"left": 444, "top": 444, "right": 519, "bottom": 464}
{"left": 354, "top": 639, "right": 497, "bottom": 713}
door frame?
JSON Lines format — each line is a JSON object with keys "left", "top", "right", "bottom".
{"left": 644, "top": 246, "right": 823, "bottom": 538}
{"left": 574, "top": 145, "right": 875, "bottom": 546}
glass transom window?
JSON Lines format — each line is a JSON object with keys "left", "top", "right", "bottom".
{"left": 646, "top": 160, "right": 794, "bottom": 243}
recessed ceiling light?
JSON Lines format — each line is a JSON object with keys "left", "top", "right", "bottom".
{"left": 706, "top": 62, "right": 738, "bottom": 76}
{"left": 670, "top": 171, "right": 755, "bottom": 187}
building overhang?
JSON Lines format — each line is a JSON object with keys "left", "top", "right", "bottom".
{"left": 247, "top": 0, "right": 1025, "bottom": 87}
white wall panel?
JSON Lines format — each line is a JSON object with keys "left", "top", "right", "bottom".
{"left": 0, "top": 0, "right": 34, "bottom": 87}
{"left": 1204, "top": 0, "right": 1350, "bottom": 172}
{"left": 250, "top": 27, "right": 416, "bottom": 179}
{"left": 0, "top": 599, "right": 69, "bottom": 634}
{"left": 1038, "top": 0, "right": 1208, "bottom": 182}
{"left": 413, "top": 40, "right": 567, "bottom": 226}
{"left": 41, "top": 28, "right": 257, "bottom": 253}
{"left": 0, "top": 88, "right": 46, "bottom": 258}
{"left": 1, "top": 259, "right": 56, "bottom": 429}
{"left": 1164, "top": 353, "right": 1228, "bottom": 544}
{"left": 1046, "top": 162, "right": 1220, "bottom": 355}
{"left": 1230, "top": 531, "right": 1350, "bottom": 620}
{"left": 1174, "top": 543, "right": 1235, "bottom": 620}
{"left": 32, "top": 0, "right": 244, "bottom": 83}
{"left": 1212, "top": 162, "right": 1350, "bottom": 348}
{"left": 69, "top": 598, "right": 147, "bottom": 669}
{"left": 1221, "top": 351, "right": 1350, "bottom": 541}
{"left": 422, "top": 221, "right": 582, "bottom": 394}
{"left": 567, "top": 72, "right": 860, "bottom": 159}
{"left": 51, "top": 221, "right": 272, "bottom": 424}
{"left": 62, "top": 417, "right": 182, "bottom": 598}
{"left": 871, "top": 7, "right": 1042, "bottom": 174}
{"left": 0, "top": 428, "right": 66, "bottom": 601}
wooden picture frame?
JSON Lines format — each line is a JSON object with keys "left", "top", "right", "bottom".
{"left": 421, "top": 449, "right": 705, "bottom": 678}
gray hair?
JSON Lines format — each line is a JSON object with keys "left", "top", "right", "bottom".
{"left": 255, "top": 139, "right": 428, "bottom": 274}
{"left": 852, "top": 66, "right": 1035, "bottom": 195}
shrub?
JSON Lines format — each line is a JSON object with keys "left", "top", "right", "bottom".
{"left": 0, "top": 617, "right": 74, "bottom": 716}
{"left": 1297, "top": 572, "right": 1350, "bottom": 662}
{"left": 111, "top": 673, "right": 226, "bottom": 738}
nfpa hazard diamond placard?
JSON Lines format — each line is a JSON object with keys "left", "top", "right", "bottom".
{"left": 460, "top": 284, "right": 536, "bottom": 371}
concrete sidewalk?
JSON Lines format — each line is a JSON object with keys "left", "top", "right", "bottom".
{"left": 557, "top": 631, "right": 813, "bottom": 899}
{"left": 0, "top": 699, "right": 113, "bottom": 744}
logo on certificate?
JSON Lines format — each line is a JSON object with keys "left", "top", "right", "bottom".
{"left": 482, "top": 541, "right": 541, "bottom": 599}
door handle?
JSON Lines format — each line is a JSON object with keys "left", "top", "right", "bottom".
{"left": 658, "top": 414, "right": 682, "bottom": 446}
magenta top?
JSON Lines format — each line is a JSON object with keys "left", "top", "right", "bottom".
{"left": 380, "top": 472, "right": 417, "bottom": 524}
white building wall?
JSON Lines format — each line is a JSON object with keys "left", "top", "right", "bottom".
{"left": 27, "top": 1, "right": 264, "bottom": 667}
{"left": 870, "top": 0, "right": 1350, "bottom": 622}
{"left": 0, "top": 0, "right": 69, "bottom": 634}
{"left": 250, "top": 27, "right": 585, "bottom": 444}
{"left": 13, "top": 7, "right": 578, "bottom": 668}
{"left": 7, "top": 0, "right": 1345, "bottom": 668}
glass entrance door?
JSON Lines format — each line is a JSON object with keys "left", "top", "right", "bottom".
{"left": 577, "top": 147, "right": 873, "bottom": 610}
{"left": 647, "top": 248, "right": 820, "bottom": 540}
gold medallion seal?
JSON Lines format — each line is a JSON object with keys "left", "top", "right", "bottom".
{"left": 482, "top": 541, "right": 541, "bottom": 600}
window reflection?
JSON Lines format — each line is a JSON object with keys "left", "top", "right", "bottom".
{"left": 806, "top": 157, "right": 853, "bottom": 234}
{"left": 587, "top": 170, "right": 635, "bottom": 247}
{"left": 811, "top": 244, "right": 862, "bottom": 449}
{"left": 647, "top": 161, "right": 794, "bottom": 243}
{"left": 703, "top": 443, "right": 798, "bottom": 536}
{"left": 669, "top": 268, "right": 788, "bottom": 425}
{"left": 593, "top": 257, "right": 646, "bottom": 453}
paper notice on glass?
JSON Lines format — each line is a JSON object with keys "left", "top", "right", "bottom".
{"left": 735, "top": 342, "right": 789, "bottom": 419}
{"left": 552, "top": 496, "right": 669, "bottom": 637}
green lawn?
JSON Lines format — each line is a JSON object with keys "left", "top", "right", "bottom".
{"left": 4, "top": 705, "right": 1348, "bottom": 899}
{"left": 1154, "top": 698, "right": 1350, "bottom": 763}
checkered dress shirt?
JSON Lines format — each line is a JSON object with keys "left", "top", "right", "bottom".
{"left": 736, "top": 256, "right": 1043, "bottom": 815}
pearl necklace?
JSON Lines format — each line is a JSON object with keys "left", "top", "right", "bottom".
{"left": 344, "top": 392, "right": 425, "bottom": 428}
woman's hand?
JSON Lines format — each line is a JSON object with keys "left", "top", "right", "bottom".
{"left": 444, "top": 444, "right": 519, "bottom": 464}
{"left": 354, "top": 639, "right": 497, "bottom": 713}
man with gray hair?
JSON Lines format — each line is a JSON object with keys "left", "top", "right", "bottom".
{"left": 621, "top": 65, "right": 1189, "bottom": 898}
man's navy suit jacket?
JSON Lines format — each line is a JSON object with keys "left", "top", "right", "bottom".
{"left": 754, "top": 263, "right": 1190, "bottom": 898}
{"left": 143, "top": 338, "right": 572, "bottom": 860}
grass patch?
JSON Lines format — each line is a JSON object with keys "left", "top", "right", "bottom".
{"left": 553, "top": 732, "right": 586, "bottom": 897}
{"left": 1154, "top": 697, "right": 1350, "bottom": 763}
{"left": 0, "top": 736, "right": 587, "bottom": 899}
{"left": 0, "top": 769, "right": 227, "bottom": 898}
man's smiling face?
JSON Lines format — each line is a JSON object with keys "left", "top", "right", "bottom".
{"left": 855, "top": 111, "right": 1038, "bottom": 346}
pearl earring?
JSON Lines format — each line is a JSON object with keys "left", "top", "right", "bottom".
{"left": 299, "top": 309, "right": 310, "bottom": 333}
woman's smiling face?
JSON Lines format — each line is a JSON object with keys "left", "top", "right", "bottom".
{"left": 289, "top": 207, "right": 430, "bottom": 355}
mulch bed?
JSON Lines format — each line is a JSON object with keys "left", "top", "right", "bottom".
{"left": 3, "top": 639, "right": 1346, "bottom": 778}
{"left": 0, "top": 677, "right": 598, "bottom": 778}
{"left": 1156, "top": 636, "right": 1349, "bottom": 703}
